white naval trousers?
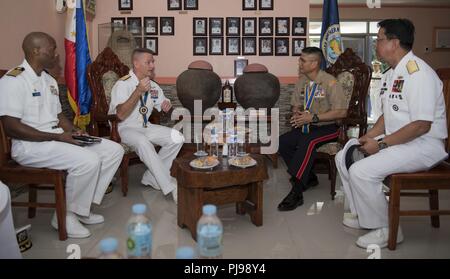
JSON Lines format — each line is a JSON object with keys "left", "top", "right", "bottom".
{"left": 335, "top": 136, "right": 448, "bottom": 229}
{"left": 0, "top": 181, "right": 22, "bottom": 259}
{"left": 11, "top": 139, "right": 124, "bottom": 217}
{"left": 119, "top": 124, "right": 184, "bottom": 195}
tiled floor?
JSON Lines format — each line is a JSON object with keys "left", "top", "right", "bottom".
{"left": 11, "top": 159, "right": 450, "bottom": 259}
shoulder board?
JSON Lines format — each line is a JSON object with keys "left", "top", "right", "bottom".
{"left": 6, "top": 67, "right": 25, "bottom": 77}
{"left": 120, "top": 74, "right": 131, "bottom": 81}
{"left": 382, "top": 67, "right": 391, "bottom": 74}
{"left": 406, "top": 60, "right": 419, "bottom": 75}
{"left": 151, "top": 79, "right": 160, "bottom": 86}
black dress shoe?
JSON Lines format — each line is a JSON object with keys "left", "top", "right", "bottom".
{"left": 278, "top": 189, "right": 304, "bottom": 211}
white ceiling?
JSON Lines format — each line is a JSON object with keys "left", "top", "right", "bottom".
{"left": 310, "top": 0, "right": 450, "bottom": 5}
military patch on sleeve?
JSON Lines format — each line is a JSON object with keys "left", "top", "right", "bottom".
{"left": 120, "top": 74, "right": 131, "bottom": 81}
{"left": 406, "top": 60, "right": 419, "bottom": 75}
{"left": 328, "top": 79, "right": 337, "bottom": 87}
{"left": 6, "top": 67, "right": 25, "bottom": 77}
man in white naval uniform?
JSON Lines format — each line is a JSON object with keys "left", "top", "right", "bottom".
{"left": 335, "top": 19, "right": 448, "bottom": 248}
{"left": 0, "top": 32, "right": 124, "bottom": 238}
{"left": 109, "top": 48, "right": 184, "bottom": 203}
{"left": 0, "top": 181, "right": 22, "bottom": 258}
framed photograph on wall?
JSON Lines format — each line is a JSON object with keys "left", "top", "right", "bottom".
{"left": 234, "top": 58, "right": 248, "bottom": 77}
{"left": 184, "top": 0, "right": 198, "bottom": 10}
{"left": 275, "top": 17, "right": 290, "bottom": 36}
{"left": 193, "top": 37, "right": 208, "bottom": 55}
{"left": 144, "top": 17, "right": 158, "bottom": 35}
{"left": 111, "top": 17, "right": 126, "bottom": 33}
{"left": 226, "top": 37, "right": 241, "bottom": 55}
{"left": 242, "top": 37, "right": 256, "bottom": 55}
{"left": 259, "top": 17, "right": 273, "bottom": 36}
{"left": 127, "top": 17, "right": 142, "bottom": 35}
{"left": 168, "top": 0, "right": 182, "bottom": 10}
{"left": 242, "top": 17, "right": 257, "bottom": 36}
{"left": 209, "top": 37, "right": 224, "bottom": 55}
{"left": 193, "top": 18, "right": 207, "bottom": 36}
{"left": 275, "top": 38, "right": 289, "bottom": 56}
{"left": 259, "top": 0, "right": 273, "bottom": 10}
{"left": 292, "top": 17, "right": 307, "bottom": 36}
{"left": 134, "top": 37, "right": 142, "bottom": 48}
{"left": 226, "top": 17, "right": 240, "bottom": 36}
{"left": 259, "top": 37, "right": 273, "bottom": 56}
{"left": 118, "top": 0, "right": 133, "bottom": 11}
{"left": 160, "top": 17, "right": 175, "bottom": 35}
{"left": 292, "top": 38, "right": 306, "bottom": 56}
{"left": 209, "top": 18, "right": 224, "bottom": 36}
{"left": 144, "top": 37, "right": 158, "bottom": 55}
{"left": 243, "top": 0, "right": 257, "bottom": 10}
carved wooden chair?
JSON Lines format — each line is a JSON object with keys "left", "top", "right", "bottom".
{"left": 0, "top": 119, "right": 67, "bottom": 240}
{"left": 315, "top": 48, "right": 372, "bottom": 199}
{"left": 385, "top": 68, "right": 450, "bottom": 250}
{"left": 87, "top": 47, "right": 160, "bottom": 196}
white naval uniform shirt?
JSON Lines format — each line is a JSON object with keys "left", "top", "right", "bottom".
{"left": 0, "top": 60, "right": 63, "bottom": 153}
{"left": 108, "top": 70, "right": 168, "bottom": 129}
{"left": 380, "top": 51, "right": 448, "bottom": 140}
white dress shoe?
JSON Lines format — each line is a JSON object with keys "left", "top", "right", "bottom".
{"left": 342, "top": 213, "right": 362, "bottom": 229}
{"left": 77, "top": 212, "right": 105, "bottom": 225}
{"left": 356, "top": 227, "right": 404, "bottom": 249}
{"left": 51, "top": 212, "right": 91, "bottom": 239}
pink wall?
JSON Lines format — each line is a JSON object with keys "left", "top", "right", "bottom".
{"left": 311, "top": 6, "right": 450, "bottom": 70}
{"left": 0, "top": 0, "right": 66, "bottom": 75}
{"left": 92, "top": 0, "right": 309, "bottom": 79}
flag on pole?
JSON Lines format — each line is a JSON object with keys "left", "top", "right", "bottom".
{"left": 320, "top": 0, "right": 343, "bottom": 69}
{"left": 65, "top": 0, "right": 92, "bottom": 129}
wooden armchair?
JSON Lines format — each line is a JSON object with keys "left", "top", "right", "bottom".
{"left": 0, "top": 120, "right": 67, "bottom": 240}
{"left": 386, "top": 68, "right": 450, "bottom": 250}
{"left": 87, "top": 47, "right": 160, "bottom": 196}
{"left": 316, "top": 48, "right": 372, "bottom": 199}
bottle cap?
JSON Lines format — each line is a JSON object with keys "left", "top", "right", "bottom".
{"left": 99, "top": 237, "right": 118, "bottom": 253}
{"left": 132, "top": 204, "right": 147, "bottom": 214}
{"left": 202, "top": 204, "right": 217, "bottom": 215}
{"left": 176, "top": 246, "right": 196, "bottom": 259}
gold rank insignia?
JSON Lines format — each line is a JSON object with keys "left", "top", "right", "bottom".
{"left": 120, "top": 74, "right": 131, "bottom": 81}
{"left": 406, "top": 60, "right": 419, "bottom": 75}
{"left": 6, "top": 67, "right": 25, "bottom": 77}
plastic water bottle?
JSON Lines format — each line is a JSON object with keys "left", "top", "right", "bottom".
{"left": 210, "top": 127, "right": 219, "bottom": 157}
{"left": 98, "top": 237, "right": 122, "bottom": 259}
{"left": 197, "top": 204, "right": 223, "bottom": 259}
{"left": 176, "top": 246, "right": 196, "bottom": 259}
{"left": 127, "top": 204, "right": 152, "bottom": 259}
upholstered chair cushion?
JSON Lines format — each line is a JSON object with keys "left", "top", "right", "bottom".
{"left": 102, "top": 71, "right": 119, "bottom": 105}
{"left": 316, "top": 142, "right": 343, "bottom": 155}
{"left": 336, "top": 71, "right": 354, "bottom": 104}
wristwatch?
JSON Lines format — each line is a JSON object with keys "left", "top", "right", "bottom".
{"left": 377, "top": 138, "right": 388, "bottom": 150}
{"left": 312, "top": 113, "right": 320, "bottom": 124}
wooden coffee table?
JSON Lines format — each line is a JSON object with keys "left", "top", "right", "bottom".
{"left": 170, "top": 154, "right": 268, "bottom": 240}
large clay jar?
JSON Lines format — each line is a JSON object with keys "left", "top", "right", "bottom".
{"left": 176, "top": 61, "right": 222, "bottom": 114}
{"left": 234, "top": 63, "right": 280, "bottom": 109}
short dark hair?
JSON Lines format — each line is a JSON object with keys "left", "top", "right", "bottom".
{"left": 301, "top": 46, "right": 323, "bottom": 63}
{"left": 132, "top": 48, "right": 154, "bottom": 60}
{"left": 378, "top": 19, "right": 415, "bottom": 51}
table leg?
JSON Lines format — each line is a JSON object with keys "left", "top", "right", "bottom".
{"left": 178, "top": 186, "right": 204, "bottom": 240}
{"left": 248, "top": 181, "right": 263, "bottom": 226}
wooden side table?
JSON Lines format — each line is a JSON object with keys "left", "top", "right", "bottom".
{"left": 170, "top": 154, "right": 268, "bottom": 240}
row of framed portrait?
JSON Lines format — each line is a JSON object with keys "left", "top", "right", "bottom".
{"left": 192, "top": 37, "right": 306, "bottom": 56}
{"left": 118, "top": 0, "right": 199, "bottom": 11}
{"left": 118, "top": 0, "right": 275, "bottom": 11}
{"left": 111, "top": 17, "right": 175, "bottom": 36}
{"left": 193, "top": 17, "right": 307, "bottom": 37}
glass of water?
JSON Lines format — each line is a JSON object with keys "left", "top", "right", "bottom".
{"left": 237, "top": 142, "right": 246, "bottom": 156}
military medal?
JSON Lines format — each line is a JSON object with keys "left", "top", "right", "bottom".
{"left": 302, "top": 82, "right": 318, "bottom": 134}
{"left": 140, "top": 92, "right": 150, "bottom": 128}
